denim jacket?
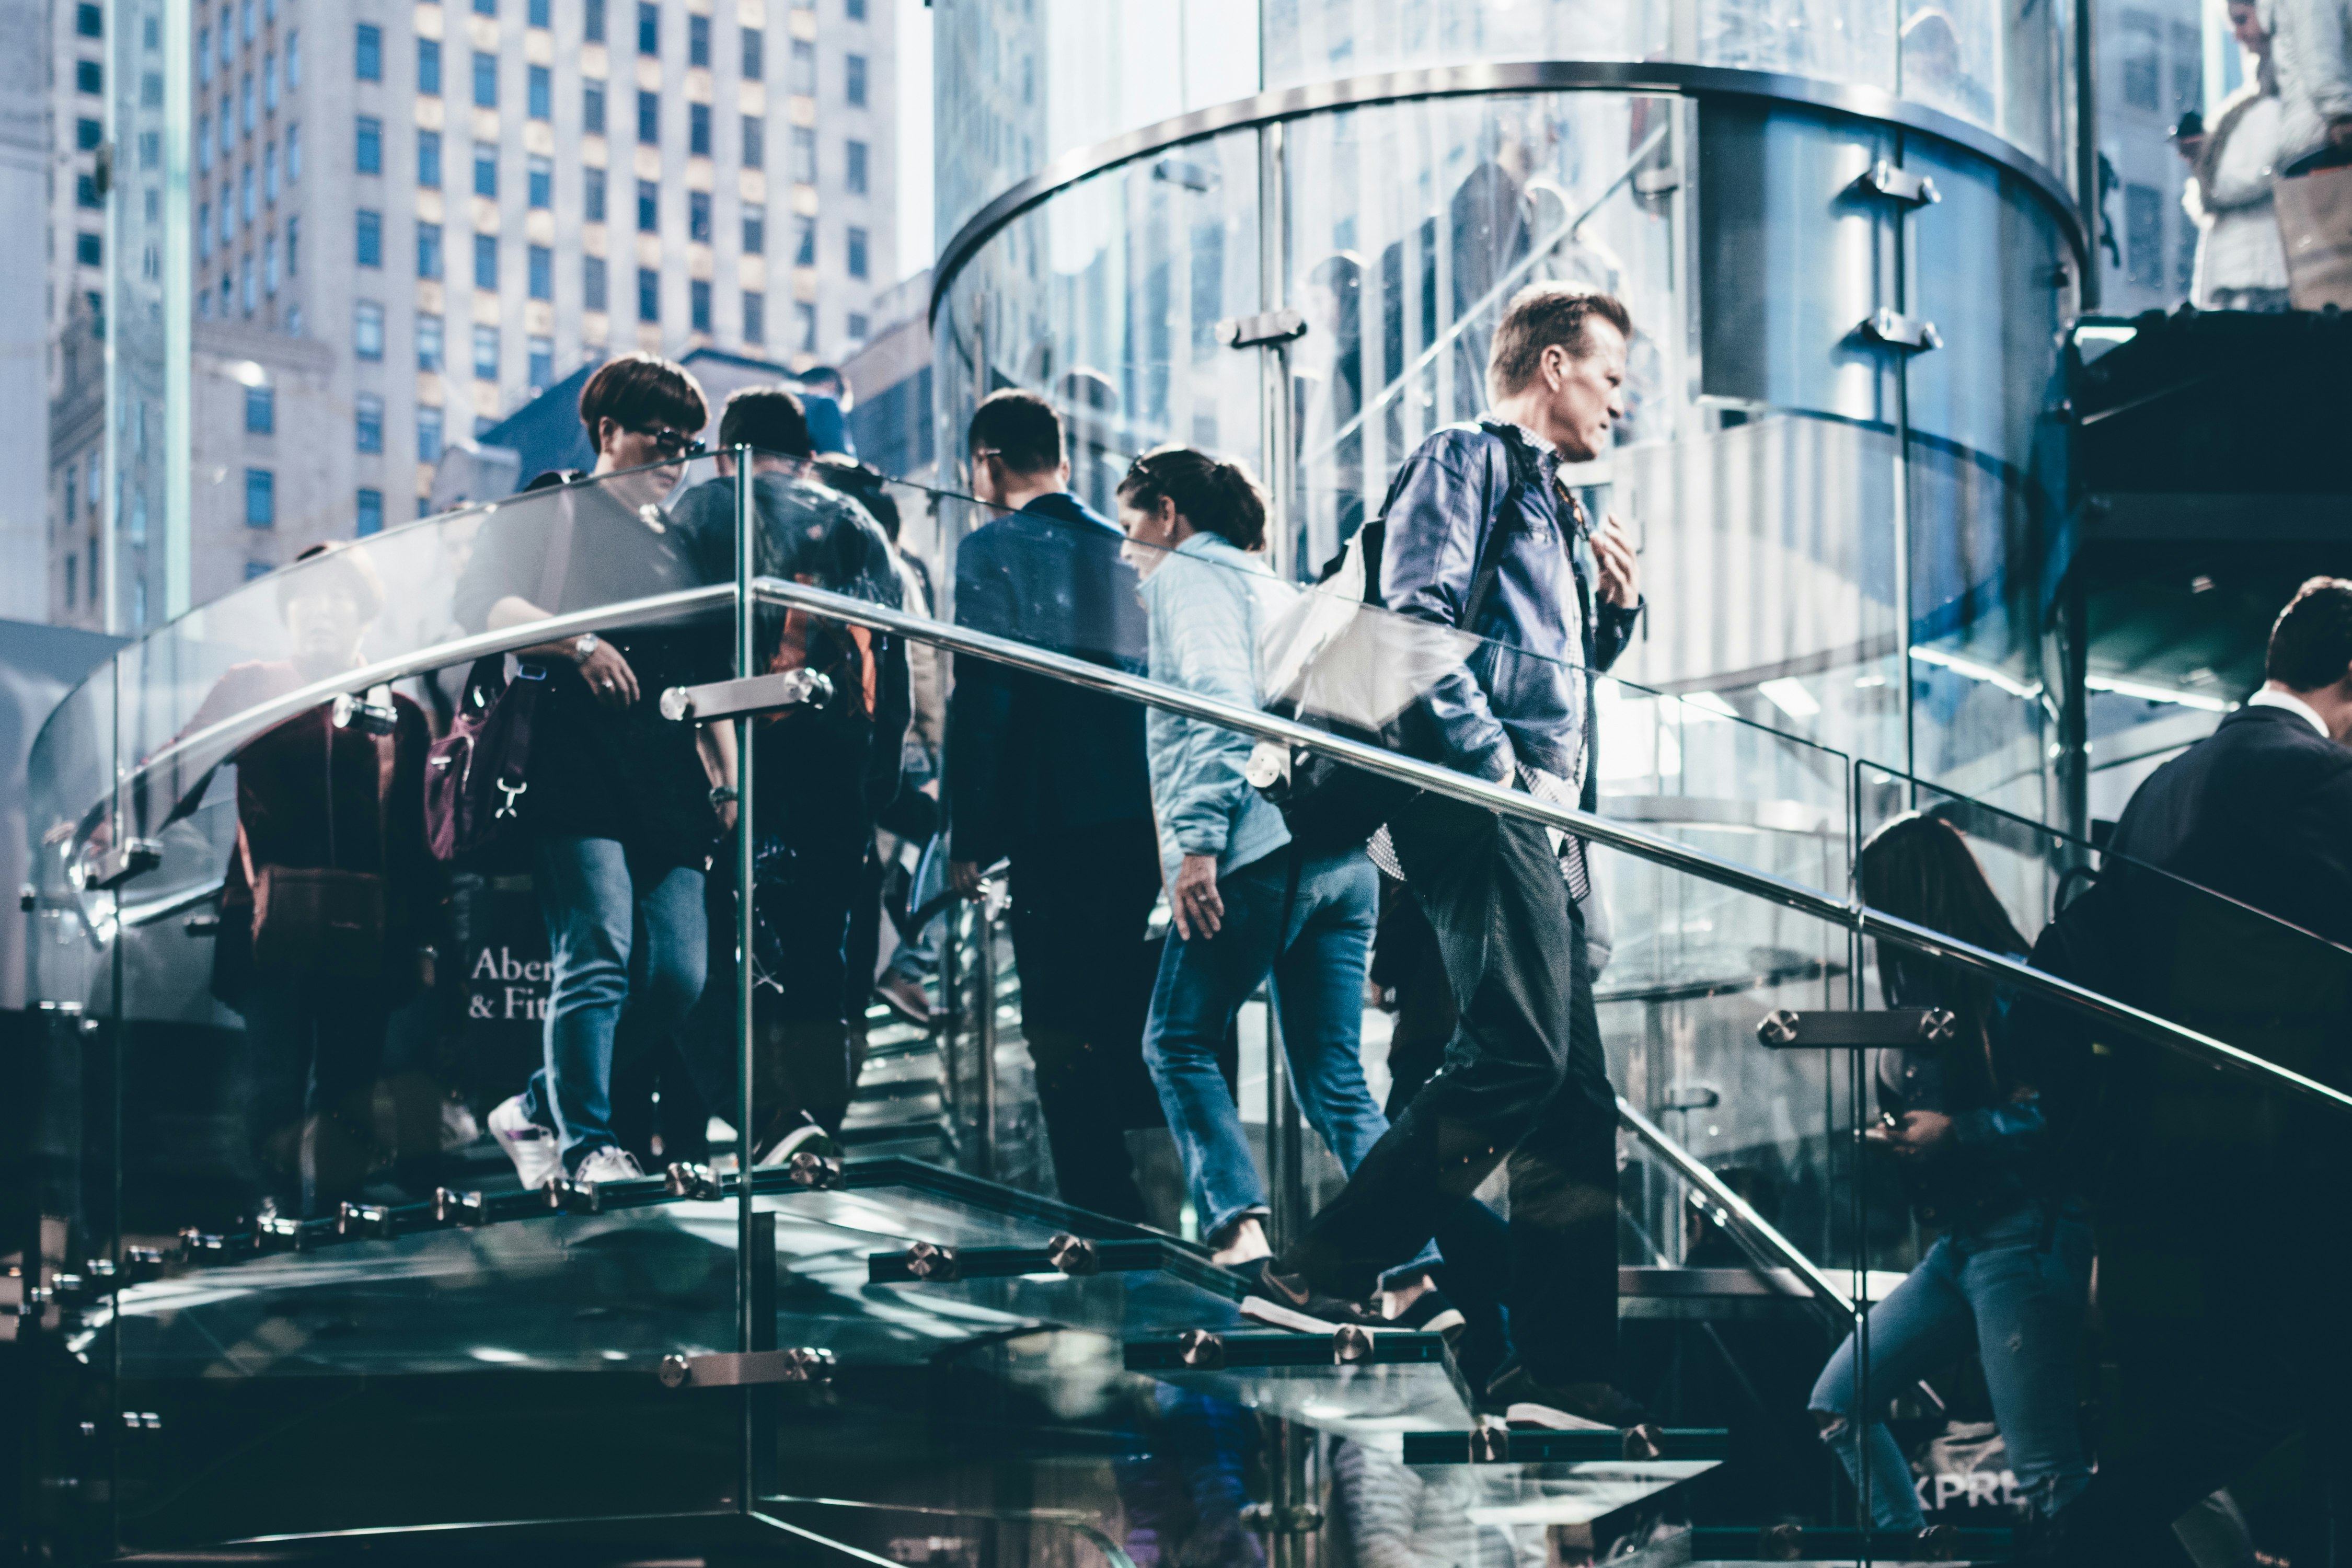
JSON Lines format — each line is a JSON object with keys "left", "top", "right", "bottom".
{"left": 1377, "top": 421, "right": 1643, "bottom": 797}
{"left": 1140, "top": 533, "right": 1294, "bottom": 886}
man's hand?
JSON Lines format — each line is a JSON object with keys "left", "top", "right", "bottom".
{"left": 949, "top": 859, "right": 986, "bottom": 899}
{"left": 575, "top": 639, "right": 641, "bottom": 710}
{"left": 715, "top": 799, "right": 739, "bottom": 834}
{"left": 1170, "top": 852, "right": 1225, "bottom": 942}
{"left": 1593, "top": 513, "right": 1639, "bottom": 608}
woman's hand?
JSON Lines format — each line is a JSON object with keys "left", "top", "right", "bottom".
{"left": 1875, "top": 1110, "right": 1954, "bottom": 1158}
{"left": 1171, "top": 852, "right": 1225, "bottom": 941}
{"left": 575, "top": 639, "right": 640, "bottom": 710}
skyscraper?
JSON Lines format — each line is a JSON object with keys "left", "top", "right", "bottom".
{"left": 47, "top": 0, "right": 896, "bottom": 626}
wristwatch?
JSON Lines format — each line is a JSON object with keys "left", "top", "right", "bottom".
{"left": 572, "top": 632, "right": 600, "bottom": 664}
{"left": 709, "top": 785, "right": 740, "bottom": 809}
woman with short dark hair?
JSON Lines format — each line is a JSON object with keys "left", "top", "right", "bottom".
{"left": 454, "top": 352, "right": 735, "bottom": 1190}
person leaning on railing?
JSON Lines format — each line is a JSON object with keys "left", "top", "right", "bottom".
{"left": 1808, "top": 814, "right": 2091, "bottom": 1547}
{"left": 456, "top": 352, "right": 736, "bottom": 1191}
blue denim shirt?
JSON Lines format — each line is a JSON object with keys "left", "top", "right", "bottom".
{"left": 1377, "top": 421, "right": 1643, "bottom": 797}
{"left": 1139, "top": 533, "right": 1294, "bottom": 886}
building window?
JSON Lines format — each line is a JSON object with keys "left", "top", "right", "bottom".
{"left": 246, "top": 384, "right": 274, "bottom": 433}
{"left": 2119, "top": 9, "right": 2162, "bottom": 112}
{"left": 356, "top": 394, "right": 385, "bottom": 453}
{"left": 473, "top": 322, "right": 499, "bottom": 378}
{"left": 637, "top": 90, "right": 658, "bottom": 143}
{"left": 418, "top": 222, "right": 443, "bottom": 278}
{"left": 846, "top": 225, "right": 868, "bottom": 279}
{"left": 690, "top": 279, "right": 711, "bottom": 333}
{"left": 355, "top": 300, "right": 385, "bottom": 359}
{"left": 356, "top": 22, "right": 382, "bottom": 80}
{"left": 245, "top": 468, "right": 275, "bottom": 527}
{"left": 356, "top": 116, "right": 382, "bottom": 175}
{"left": 527, "top": 335, "right": 553, "bottom": 389}
{"left": 266, "top": 51, "right": 280, "bottom": 114}
{"left": 287, "top": 213, "right": 300, "bottom": 275}
{"left": 528, "top": 64, "right": 551, "bottom": 119}
{"left": 743, "top": 202, "right": 765, "bottom": 254}
{"left": 77, "top": 2, "right": 100, "bottom": 36}
{"left": 77, "top": 232, "right": 101, "bottom": 266}
{"left": 584, "top": 255, "right": 607, "bottom": 310}
{"left": 792, "top": 216, "right": 813, "bottom": 265}
{"left": 742, "top": 27, "right": 763, "bottom": 79}
{"left": 585, "top": 165, "right": 607, "bottom": 222}
{"left": 199, "top": 203, "right": 212, "bottom": 260}
{"left": 76, "top": 60, "right": 101, "bottom": 96}
{"left": 845, "top": 139, "right": 868, "bottom": 194}
{"left": 637, "top": 179, "right": 658, "bottom": 232}
{"left": 690, "top": 102, "right": 711, "bottom": 157}
{"left": 199, "top": 114, "right": 212, "bottom": 170}
{"left": 788, "top": 39, "right": 815, "bottom": 95}
{"left": 473, "top": 51, "right": 497, "bottom": 108}
{"left": 418, "top": 405, "right": 444, "bottom": 462}
{"left": 357, "top": 488, "right": 384, "bottom": 536}
{"left": 265, "top": 233, "right": 281, "bottom": 294}
{"left": 585, "top": 0, "right": 605, "bottom": 42}
{"left": 474, "top": 145, "right": 498, "bottom": 197}
{"left": 637, "top": 266, "right": 659, "bottom": 321}
{"left": 528, "top": 0, "right": 550, "bottom": 26}
{"left": 78, "top": 117, "right": 101, "bottom": 152}
{"left": 76, "top": 174, "right": 101, "bottom": 210}
{"left": 742, "top": 114, "right": 764, "bottom": 167}
{"left": 846, "top": 54, "right": 867, "bottom": 108}
{"left": 266, "top": 142, "right": 281, "bottom": 203}
{"left": 289, "top": 28, "right": 303, "bottom": 87}
{"left": 583, "top": 81, "right": 606, "bottom": 135}
{"left": 418, "top": 129, "right": 442, "bottom": 187}
{"left": 794, "top": 301, "right": 817, "bottom": 351}
{"left": 419, "top": 37, "right": 441, "bottom": 94}
{"left": 356, "top": 209, "right": 382, "bottom": 267}
{"left": 287, "top": 122, "right": 301, "bottom": 181}
{"left": 418, "top": 314, "right": 444, "bottom": 370}
{"left": 637, "top": 1, "right": 659, "bottom": 53}
{"left": 474, "top": 234, "right": 498, "bottom": 289}
{"left": 744, "top": 291, "right": 765, "bottom": 343}
{"left": 845, "top": 0, "right": 866, "bottom": 18}
{"left": 790, "top": 127, "right": 816, "bottom": 183}
{"left": 528, "top": 244, "right": 552, "bottom": 299}
{"left": 528, "top": 154, "right": 552, "bottom": 207}
{"left": 64, "top": 554, "right": 76, "bottom": 609}
{"left": 688, "top": 190, "right": 711, "bottom": 243}
{"left": 847, "top": 312, "right": 868, "bottom": 341}
{"left": 689, "top": 13, "right": 710, "bottom": 67}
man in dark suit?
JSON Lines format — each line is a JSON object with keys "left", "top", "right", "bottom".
{"left": 2043, "top": 578, "right": 2352, "bottom": 1565}
{"left": 943, "top": 390, "right": 1161, "bottom": 1220}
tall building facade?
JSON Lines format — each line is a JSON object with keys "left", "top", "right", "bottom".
{"left": 2094, "top": 0, "right": 2208, "bottom": 314}
{"left": 47, "top": 0, "right": 896, "bottom": 629}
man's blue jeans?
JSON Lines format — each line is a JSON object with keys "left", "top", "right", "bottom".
{"left": 1811, "top": 1203, "right": 2094, "bottom": 1531}
{"left": 1146, "top": 846, "right": 1426, "bottom": 1273}
{"left": 519, "top": 836, "right": 707, "bottom": 1173}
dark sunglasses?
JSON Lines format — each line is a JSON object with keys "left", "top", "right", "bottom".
{"left": 633, "top": 425, "right": 706, "bottom": 459}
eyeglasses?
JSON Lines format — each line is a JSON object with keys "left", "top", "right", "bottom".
{"left": 633, "top": 425, "right": 706, "bottom": 459}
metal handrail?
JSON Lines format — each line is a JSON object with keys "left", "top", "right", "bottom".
{"left": 745, "top": 574, "right": 2352, "bottom": 1119}
{"left": 1615, "top": 1095, "right": 1851, "bottom": 1318}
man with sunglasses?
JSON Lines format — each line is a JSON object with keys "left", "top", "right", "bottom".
{"left": 457, "top": 352, "right": 736, "bottom": 1192}
{"left": 944, "top": 389, "right": 1162, "bottom": 1221}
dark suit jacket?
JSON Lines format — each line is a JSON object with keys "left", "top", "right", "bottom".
{"left": 2105, "top": 702, "right": 2352, "bottom": 947}
{"left": 943, "top": 493, "right": 1152, "bottom": 867}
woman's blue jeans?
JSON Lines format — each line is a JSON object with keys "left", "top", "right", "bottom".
{"left": 1145, "top": 846, "right": 1432, "bottom": 1278}
{"left": 1810, "top": 1203, "right": 2093, "bottom": 1531}
{"left": 517, "top": 836, "right": 708, "bottom": 1173}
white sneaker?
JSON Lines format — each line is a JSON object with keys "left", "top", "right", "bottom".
{"left": 488, "top": 1095, "right": 561, "bottom": 1191}
{"left": 753, "top": 1115, "right": 840, "bottom": 1169}
{"left": 572, "top": 1146, "right": 645, "bottom": 1186}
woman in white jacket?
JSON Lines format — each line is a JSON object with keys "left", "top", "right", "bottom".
{"left": 2186, "top": 0, "right": 2295, "bottom": 310}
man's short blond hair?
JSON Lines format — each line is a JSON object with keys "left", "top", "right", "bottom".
{"left": 1485, "top": 283, "right": 1633, "bottom": 402}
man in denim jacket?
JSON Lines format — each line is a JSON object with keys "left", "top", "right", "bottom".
{"left": 1241, "top": 283, "right": 1648, "bottom": 1430}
